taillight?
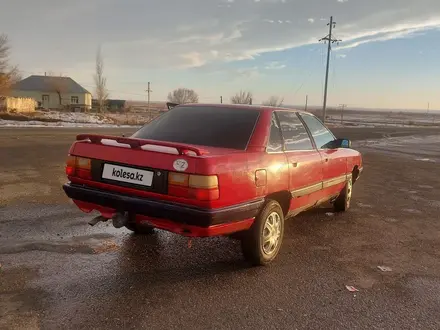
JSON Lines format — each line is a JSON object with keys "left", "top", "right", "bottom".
{"left": 66, "top": 155, "right": 92, "bottom": 180}
{"left": 168, "top": 172, "right": 219, "bottom": 201}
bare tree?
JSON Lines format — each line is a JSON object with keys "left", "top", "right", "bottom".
{"left": 167, "top": 88, "right": 199, "bottom": 104}
{"left": 263, "top": 96, "right": 284, "bottom": 107}
{"left": 0, "top": 34, "right": 20, "bottom": 96}
{"left": 94, "top": 46, "right": 109, "bottom": 112}
{"left": 230, "top": 90, "right": 253, "bottom": 104}
{"left": 46, "top": 71, "right": 67, "bottom": 107}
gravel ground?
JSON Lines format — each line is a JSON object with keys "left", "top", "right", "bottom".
{"left": 1, "top": 126, "right": 440, "bottom": 330}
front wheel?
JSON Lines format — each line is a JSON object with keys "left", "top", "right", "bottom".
{"left": 334, "top": 177, "right": 353, "bottom": 212}
{"left": 240, "top": 200, "right": 284, "bottom": 266}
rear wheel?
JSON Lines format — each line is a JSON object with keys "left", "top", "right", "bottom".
{"left": 125, "top": 222, "right": 155, "bottom": 235}
{"left": 334, "top": 176, "right": 353, "bottom": 212}
{"left": 240, "top": 200, "right": 284, "bottom": 266}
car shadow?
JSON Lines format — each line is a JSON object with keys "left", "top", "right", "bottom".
{"left": 115, "top": 231, "right": 254, "bottom": 282}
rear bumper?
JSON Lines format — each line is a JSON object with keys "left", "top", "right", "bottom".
{"left": 63, "top": 183, "right": 263, "bottom": 229}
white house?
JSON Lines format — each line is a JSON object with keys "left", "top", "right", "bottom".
{"left": 11, "top": 75, "right": 92, "bottom": 110}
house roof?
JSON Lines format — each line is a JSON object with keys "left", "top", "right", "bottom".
{"left": 12, "top": 75, "right": 91, "bottom": 94}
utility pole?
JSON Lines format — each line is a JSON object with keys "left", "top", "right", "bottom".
{"left": 305, "top": 95, "right": 308, "bottom": 112}
{"left": 145, "top": 82, "right": 152, "bottom": 121}
{"left": 220, "top": 96, "right": 223, "bottom": 104}
{"left": 319, "top": 16, "right": 341, "bottom": 124}
{"left": 339, "top": 104, "right": 347, "bottom": 124}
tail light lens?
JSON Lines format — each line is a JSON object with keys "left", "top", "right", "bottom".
{"left": 168, "top": 172, "right": 219, "bottom": 201}
{"left": 66, "top": 155, "right": 92, "bottom": 180}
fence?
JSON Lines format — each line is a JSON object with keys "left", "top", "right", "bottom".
{"left": 0, "top": 96, "right": 37, "bottom": 113}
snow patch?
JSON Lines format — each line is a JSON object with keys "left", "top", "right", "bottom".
{"left": 415, "top": 158, "right": 436, "bottom": 162}
{"left": 0, "top": 119, "right": 138, "bottom": 128}
{"left": 403, "top": 209, "right": 422, "bottom": 214}
{"left": 0, "top": 110, "right": 143, "bottom": 128}
{"left": 40, "top": 111, "right": 114, "bottom": 124}
{"left": 354, "top": 135, "right": 440, "bottom": 149}
{"left": 140, "top": 144, "right": 179, "bottom": 155}
{"left": 418, "top": 185, "right": 433, "bottom": 189}
{"left": 101, "top": 139, "right": 131, "bottom": 148}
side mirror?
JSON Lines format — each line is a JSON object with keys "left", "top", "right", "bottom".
{"left": 326, "top": 138, "right": 351, "bottom": 149}
{"left": 335, "top": 138, "right": 351, "bottom": 148}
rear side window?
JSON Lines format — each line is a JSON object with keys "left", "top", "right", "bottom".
{"left": 276, "top": 111, "right": 314, "bottom": 151}
{"left": 131, "top": 106, "right": 260, "bottom": 150}
{"left": 299, "top": 113, "right": 335, "bottom": 149}
{"left": 267, "top": 113, "right": 283, "bottom": 153}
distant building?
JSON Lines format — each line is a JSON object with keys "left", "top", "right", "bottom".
{"left": 11, "top": 75, "right": 92, "bottom": 110}
{"left": 92, "top": 99, "right": 126, "bottom": 112}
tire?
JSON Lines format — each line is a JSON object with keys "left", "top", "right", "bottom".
{"left": 125, "top": 222, "right": 155, "bottom": 235}
{"left": 240, "top": 200, "right": 284, "bottom": 266}
{"left": 334, "top": 176, "right": 353, "bottom": 212}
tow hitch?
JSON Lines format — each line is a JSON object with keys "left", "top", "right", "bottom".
{"left": 111, "top": 212, "right": 129, "bottom": 228}
{"left": 88, "top": 212, "right": 129, "bottom": 228}
{"left": 88, "top": 215, "right": 108, "bottom": 226}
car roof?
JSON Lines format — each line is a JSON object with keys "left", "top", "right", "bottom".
{"left": 177, "top": 103, "right": 312, "bottom": 114}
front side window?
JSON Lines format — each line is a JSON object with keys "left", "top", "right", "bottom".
{"left": 276, "top": 111, "right": 314, "bottom": 151}
{"left": 299, "top": 113, "right": 335, "bottom": 149}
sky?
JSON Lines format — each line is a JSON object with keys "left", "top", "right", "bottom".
{"left": 1, "top": 0, "right": 440, "bottom": 110}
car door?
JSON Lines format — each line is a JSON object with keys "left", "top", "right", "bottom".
{"left": 276, "top": 111, "right": 324, "bottom": 212}
{"left": 298, "top": 112, "right": 348, "bottom": 198}
{"left": 257, "top": 112, "right": 290, "bottom": 197}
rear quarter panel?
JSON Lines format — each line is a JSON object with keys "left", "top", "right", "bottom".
{"left": 198, "top": 151, "right": 289, "bottom": 209}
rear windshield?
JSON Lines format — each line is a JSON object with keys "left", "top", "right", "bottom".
{"left": 131, "top": 106, "right": 260, "bottom": 150}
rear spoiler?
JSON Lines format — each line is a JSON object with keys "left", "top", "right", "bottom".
{"left": 76, "top": 134, "right": 205, "bottom": 156}
{"left": 166, "top": 102, "right": 179, "bottom": 110}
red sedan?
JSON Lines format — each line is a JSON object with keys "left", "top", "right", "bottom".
{"left": 63, "top": 104, "right": 363, "bottom": 265}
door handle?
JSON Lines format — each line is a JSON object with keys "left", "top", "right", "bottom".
{"left": 292, "top": 162, "right": 298, "bottom": 167}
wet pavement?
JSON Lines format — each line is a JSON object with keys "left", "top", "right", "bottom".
{"left": 1, "top": 126, "right": 440, "bottom": 329}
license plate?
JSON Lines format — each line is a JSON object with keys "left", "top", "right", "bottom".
{"left": 102, "top": 164, "right": 154, "bottom": 187}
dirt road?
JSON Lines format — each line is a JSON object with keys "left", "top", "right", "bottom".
{"left": 1, "top": 126, "right": 440, "bottom": 329}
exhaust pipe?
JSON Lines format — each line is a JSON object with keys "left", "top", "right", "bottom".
{"left": 112, "top": 212, "right": 129, "bottom": 228}
{"left": 88, "top": 215, "right": 108, "bottom": 226}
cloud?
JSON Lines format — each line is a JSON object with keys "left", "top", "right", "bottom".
{"left": 334, "top": 19, "right": 440, "bottom": 51}
{"left": 308, "top": 18, "right": 315, "bottom": 24}
{"left": 2, "top": 0, "right": 440, "bottom": 73}
{"left": 236, "top": 67, "right": 260, "bottom": 79}
{"left": 265, "top": 61, "right": 287, "bottom": 70}
{"left": 336, "top": 54, "right": 347, "bottom": 58}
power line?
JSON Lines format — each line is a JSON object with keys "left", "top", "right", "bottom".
{"left": 339, "top": 103, "right": 347, "bottom": 124}
{"left": 319, "top": 16, "right": 342, "bottom": 124}
{"left": 146, "top": 82, "right": 152, "bottom": 120}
